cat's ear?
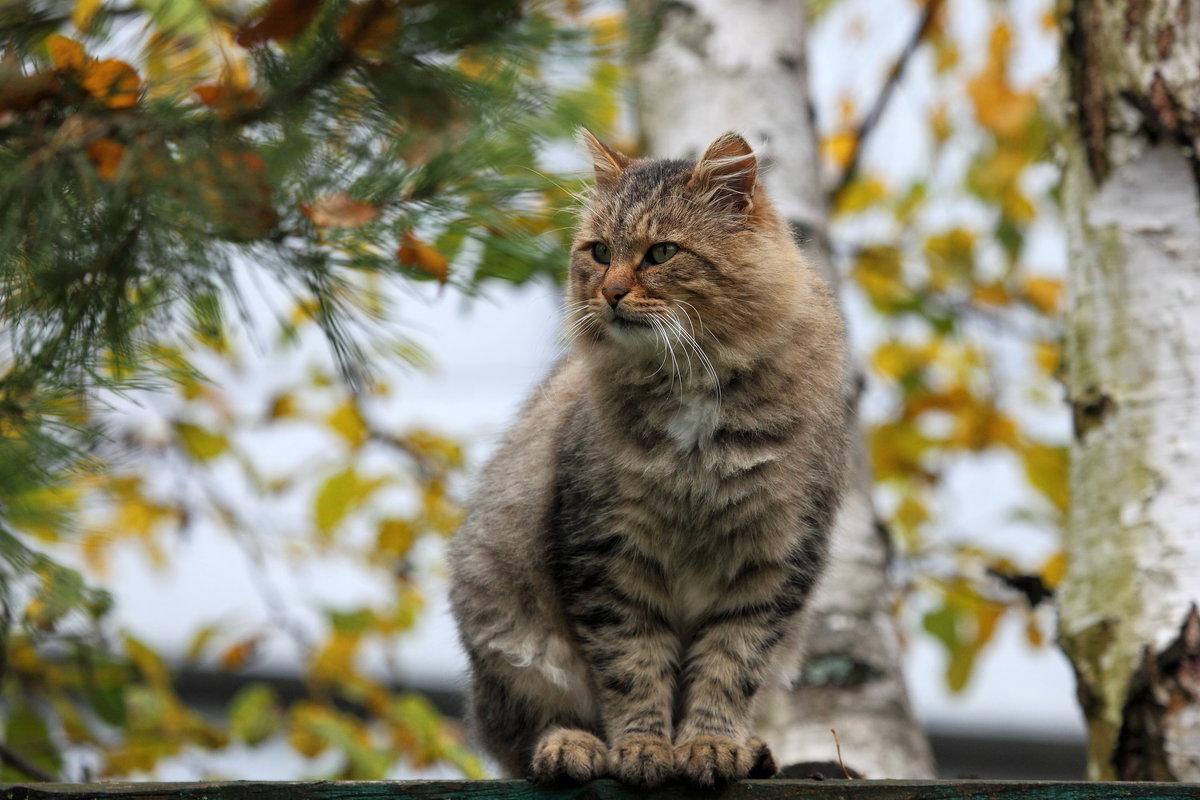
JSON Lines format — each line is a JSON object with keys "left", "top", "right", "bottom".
{"left": 691, "top": 132, "right": 757, "bottom": 212}
{"left": 578, "top": 128, "right": 630, "bottom": 190}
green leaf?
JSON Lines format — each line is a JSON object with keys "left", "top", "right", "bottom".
{"left": 228, "top": 683, "right": 281, "bottom": 746}
{"left": 2, "top": 699, "right": 61, "bottom": 781}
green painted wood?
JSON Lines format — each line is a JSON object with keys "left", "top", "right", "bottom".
{"left": 2, "top": 781, "right": 1199, "bottom": 800}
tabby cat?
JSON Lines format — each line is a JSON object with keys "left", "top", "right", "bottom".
{"left": 448, "top": 130, "right": 850, "bottom": 787}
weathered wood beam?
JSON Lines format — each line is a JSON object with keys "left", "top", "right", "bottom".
{"left": 3, "top": 781, "right": 1200, "bottom": 800}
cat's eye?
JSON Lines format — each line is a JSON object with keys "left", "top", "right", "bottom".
{"left": 646, "top": 242, "right": 679, "bottom": 265}
{"left": 591, "top": 242, "right": 611, "bottom": 264}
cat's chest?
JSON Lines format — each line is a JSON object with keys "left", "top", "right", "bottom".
{"left": 664, "top": 551, "right": 744, "bottom": 629}
{"left": 664, "top": 394, "right": 720, "bottom": 451}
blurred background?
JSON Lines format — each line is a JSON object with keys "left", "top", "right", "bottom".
{"left": 3, "top": 0, "right": 1174, "bottom": 784}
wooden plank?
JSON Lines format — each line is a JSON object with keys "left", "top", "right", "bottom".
{"left": 2, "top": 781, "right": 1199, "bottom": 800}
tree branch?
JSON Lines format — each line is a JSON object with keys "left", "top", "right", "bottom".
{"left": 829, "top": 0, "right": 945, "bottom": 202}
{"left": 0, "top": 740, "right": 58, "bottom": 782}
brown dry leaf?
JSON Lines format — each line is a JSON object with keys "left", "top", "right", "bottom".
{"left": 396, "top": 231, "right": 449, "bottom": 283}
{"left": 302, "top": 191, "right": 379, "bottom": 229}
{"left": 0, "top": 69, "right": 61, "bottom": 113}
{"left": 48, "top": 34, "right": 87, "bottom": 72}
{"left": 236, "top": 0, "right": 322, "bottom": 47}
{"left": 194, "top": 83, "right": 261, "bottom": 118}
{"left": 220, "top": 637, "right": 260, "bottom": 671}
{"left": 339, "top": 1, "right": 401, "bottom": 56}
{"left": 86, "top": 137, "right": 125, "bottom": 180}
{"left": 81, "top": 59, "right": 140, "bottom": 108}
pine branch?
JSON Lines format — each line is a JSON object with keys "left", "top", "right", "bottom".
{"left": 829, "top": 0, "right": 945, "bottom": 202}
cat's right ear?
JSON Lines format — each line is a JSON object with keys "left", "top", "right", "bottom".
{"left": 690, "top": 132, "right": 757, "bottom": 213}
{"left": 578, "top": 128, "right": 630, "bottom": 190}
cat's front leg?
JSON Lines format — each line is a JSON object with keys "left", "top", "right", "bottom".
{"left": 674, "top": 570, "right": 811, "bottom": 786}
{"left": 568, "top": 595, "right": 680, "bottom": 787}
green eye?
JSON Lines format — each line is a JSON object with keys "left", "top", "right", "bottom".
{"left": 592, "top": 242, "right": 611, "bottom": 264}
{"left": 647, "top": 242, "right": 678, "bottom": 265}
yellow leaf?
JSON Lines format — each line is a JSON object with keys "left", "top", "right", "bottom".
{"left": 872, "top": 341, "right": 920, "bottom": 380}
{"left": 851, "top": 245, "right": 907, "bottom": 310}
{"left": 971, "top": 282, "right": 1011, "bottom": 306}
{"left": 930, "top": 103, "right": 951, "bottom": 143}
{"left": 71, "top": 0, "right": 103, "bottom": 32}
{"left": 966, "top": 22, "right": 1037, "bottom": 139}
{"left": 376, "top": 518, "right": 415, "bottom": 559}
{"left": 125, "top": 634, "right": 170, "bottom": 686}
{"left": 833, "top": 175, "right": 886, "bottom": 215}
{"left": 1041, "top": 550, "right": 1067, "bottom": 588}
{"left": 821, "top": 130, "right": 857, "bottom": 171}
{"left": 924, "top": 228, "right": 976, "bottom": 290}
{"left": 328, "top": 402, "right": 369, "bottom": 447}
{"left": 48, "top": 34, "right": 87, "bottom": 72}
{"left": 288, "top": 702, "right": 335, "bottom": 758}
{"left": 1022, "top": 277, "right": 1063, "bottom": 314}
{"left": 1022, "top": 443, "right": 1068, "bottom": 513}
{"left": 311, "top": 630, "right": 360, "bottom": 682}
{"left": 1025, "top": 613, "right": 1045, "bottom": 648}
{"left": 1034, "top": 340, "right": 1060, "bottom": 374}
{"left": 313, "top": 468, "right": 383, "bottom": 538}
{"left": 81, "top": 59, "right": 140, "bottom": 108}
{"left": 589, "top": 13, "right": 625, "bottom": 52}
{"left": 176, "top": 422, "right": 228, "bottom": 461}
{"left": 396, "top": 231, "right": 449, "bottom": 283}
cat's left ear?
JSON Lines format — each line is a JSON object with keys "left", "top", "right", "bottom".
{"left": 578, "top": 128, "right": 631, "bottom": 190}
{"left": 690, "top": 132, "right": 757, "bottom": 213}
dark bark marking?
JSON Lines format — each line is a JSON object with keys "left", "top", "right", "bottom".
{"left": 1071, "top": 385, "right": 1116, "bottom": 442}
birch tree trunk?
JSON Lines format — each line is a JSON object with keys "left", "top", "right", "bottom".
{"left": 1058, "top": 0, "right": 1200, "bottom": 781}
{"left": 628, "top": 0, "right": 934, "bottom": 779}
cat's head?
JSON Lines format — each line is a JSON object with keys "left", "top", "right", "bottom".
{"left": 567, "top": 130, "right": 818, "bottom": 370}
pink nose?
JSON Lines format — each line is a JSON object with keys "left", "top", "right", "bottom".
{"left": 602, "top": 284, "right": 628, "bottom": 308}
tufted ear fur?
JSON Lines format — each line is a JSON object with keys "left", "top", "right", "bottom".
{"left": 578, "top": 128, "right": 631, "bottom": 190}
{"left": 689, "top": 132, "right": 757, "bottom": 212}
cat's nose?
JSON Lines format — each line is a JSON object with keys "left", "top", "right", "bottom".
{"left": 602, "top": 284, "right": 629, "bottom": 308}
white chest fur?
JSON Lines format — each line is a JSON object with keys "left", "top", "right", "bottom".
{"left": 666, "top": 394, "right": 719, "bottom": 451}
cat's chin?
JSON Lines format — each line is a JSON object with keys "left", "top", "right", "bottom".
{"left": 604, "top": 314, "right": 658, "bottom": 347}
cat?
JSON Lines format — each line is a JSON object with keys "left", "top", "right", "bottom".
{"left": 448, "top": 130, "right": 851, "bottom": 787}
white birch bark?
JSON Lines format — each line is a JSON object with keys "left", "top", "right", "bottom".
{"left": 1058, "top": 0, "right": 1200, "bottom": 781}
{"left": 628, "top": 0, "right": 934, "bottom": 778}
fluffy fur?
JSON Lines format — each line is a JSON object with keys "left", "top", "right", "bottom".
{"left": 449, "top": 130, "right": 851, "bottom": 787}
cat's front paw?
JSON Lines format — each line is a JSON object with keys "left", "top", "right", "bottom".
{"left": 529, "top": 727, "right": 607, "bottom": 784}
{"left": 747, "top": 736, "right": 779, "bottom": 778}
{"left": 674, "top": 735, "right": 754, "bottom": 787}
{"left": 608, "top": 734, "right": 675, "bottom": 787}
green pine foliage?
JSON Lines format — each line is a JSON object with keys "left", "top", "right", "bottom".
{"left": 0, "top": 0, "right": 614, "bottom": 779}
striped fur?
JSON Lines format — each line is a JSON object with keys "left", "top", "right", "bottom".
{"left": 449, "top": 132, "right": 850, "bottom": 787}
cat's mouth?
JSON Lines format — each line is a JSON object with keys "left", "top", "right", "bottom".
{"left": 611, "top": 313, "right": 650, "bottom": 329}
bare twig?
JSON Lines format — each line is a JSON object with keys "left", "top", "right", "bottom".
{"left": 829, "top": 0, "right": 946, "bottom": 202}
{"left": 830, "top": 728, "right": 853, "bottom": 780}
{"left": 0, "top": 740, "right": 58, "bottom": 782}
